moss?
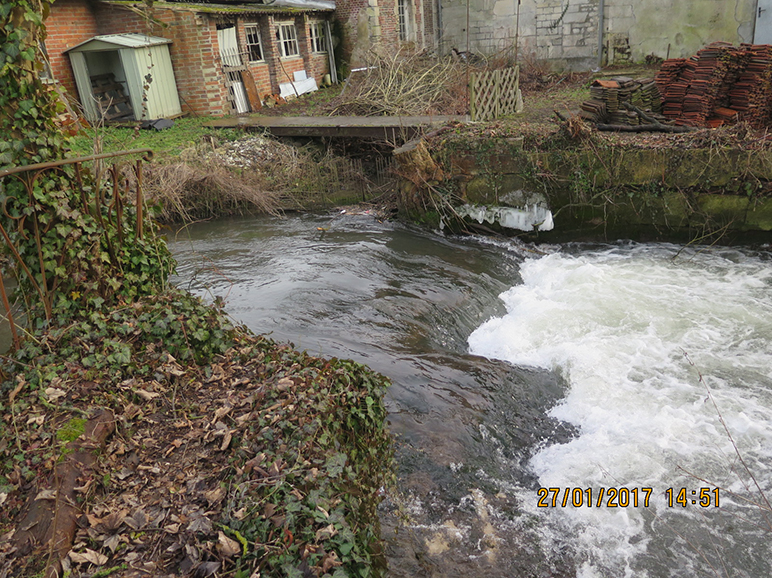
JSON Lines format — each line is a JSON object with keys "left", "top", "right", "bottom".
{"left": 403, "top": 136, "right": 772, "bottom": 241}
{"left": 56, "top": 418, "right": 86, "bottom": 443}
{"left": 745, "top": 198, "right": 772, "bottom": 231}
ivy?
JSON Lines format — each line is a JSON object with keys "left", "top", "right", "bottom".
{"left": 1, "top": 0, "right": 175, "bottom": 331}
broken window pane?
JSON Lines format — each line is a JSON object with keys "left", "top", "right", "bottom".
{"left": 245, "top": 24, "right": 264, "bottom": 62}
{"left": 277, "top": 22, "right": 299, "bottom": 58}
{"left": 309, "top": 22, "right": 325, "bottom": 53}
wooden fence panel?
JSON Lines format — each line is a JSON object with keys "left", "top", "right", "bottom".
{"left": 470, "top": 66, "right": 521, "bottom": 121}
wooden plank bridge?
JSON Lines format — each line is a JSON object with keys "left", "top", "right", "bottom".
{"left": 206, "top": 115, "right": 469, "bottom": 140}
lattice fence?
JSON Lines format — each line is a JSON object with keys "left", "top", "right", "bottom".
{"left": 470, "top": 66, "right": 523, "bottom": 121}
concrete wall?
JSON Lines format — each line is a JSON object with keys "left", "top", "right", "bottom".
{"left": 438, "top": 0, "right": 756, "bottom": 70}
{"left": 611, "top": 0, "right": 756, "bottom": 62}
{"left": 425, "top": 139, "right": 772, "bottom": 241}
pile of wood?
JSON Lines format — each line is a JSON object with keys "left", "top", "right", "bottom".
{"left": 580, "top": 76, "right": 664, "bottom": 125}
{"left": 655, "top": 42, "right": 772, "bottom": 128}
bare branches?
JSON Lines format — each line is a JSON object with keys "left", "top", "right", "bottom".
{"left": 329, "top": 49, "right": 468, "bottom": 117}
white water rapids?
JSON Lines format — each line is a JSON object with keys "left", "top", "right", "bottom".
{"left": 468, "top": 243, "right": 772, "bottom": 577}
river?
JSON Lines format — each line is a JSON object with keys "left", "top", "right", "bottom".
{"left": 167, "top": 212, "right": 772, "bottom": 578}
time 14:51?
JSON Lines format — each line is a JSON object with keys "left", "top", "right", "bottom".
{"left": 665, "top": 487, "right": 720, "bottom": 507}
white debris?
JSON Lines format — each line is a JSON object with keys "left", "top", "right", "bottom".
{"left": 456, "top": 203, "right": 554, "bottom": 232}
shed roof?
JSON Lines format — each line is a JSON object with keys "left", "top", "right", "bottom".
{"left": 65, "top": 33, "right": 172, "bottom": 53}
{"left": 102, "top": 0, "right": 335, "bottom": 15}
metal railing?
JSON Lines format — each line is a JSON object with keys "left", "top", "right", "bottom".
{"left": 0, "top": 149, "right": 153, "bottom": 349}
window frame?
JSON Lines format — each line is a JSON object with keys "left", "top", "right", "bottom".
{"left": 309, "top": 21, "right": 326, "bottom": 54}
{"left": 244, "top": 23, "right": 264, "bottom": 63}
{"left": 277, "top": 21, "right": 300, "bottom": 58}
{"left": 398, "top": 0, "right": 412, "bottom": 42}
{"left": 38, "top": 40, "right": 54, "bottom": 83}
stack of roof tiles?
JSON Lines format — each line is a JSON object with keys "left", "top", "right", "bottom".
{"left": 655, "top": 42, "right": 772, "bottom": 128}
{"left": 580, "top": 77, "right": 664, "bottom": 125}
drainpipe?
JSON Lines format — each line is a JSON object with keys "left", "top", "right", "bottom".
{"left": 597, "top": 0, "right": 605, "bottom": 69}
{"left": 436, "top": 0, "right": 443, "bottom": 54}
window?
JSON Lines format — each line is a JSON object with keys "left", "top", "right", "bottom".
{"left": 244, "top": 24, "right": 264, "bottom": 62}
{"left": 277, "top": 22, "right": 299, "bottom": 58}
{"left": 38, "top": 40, "right": 53, "bottom": 82}
{"left": 398, "top": 0, "right": 412, "bottom": 42}
{"left": 309, "top": 22, "right": 326, "bottom": 53}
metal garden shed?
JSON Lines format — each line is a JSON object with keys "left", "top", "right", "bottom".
{"left": 65, "top": 33, "right": 182, "bottom": 123}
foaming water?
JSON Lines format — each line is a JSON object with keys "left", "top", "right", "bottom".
{"left": 469, "top": 243, "right": 772, "bottom": 576}
{"left": 170, "top": 216, "right": 772, "bottom": 577}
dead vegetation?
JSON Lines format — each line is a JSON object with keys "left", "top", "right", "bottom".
{"left": 139, "top": 161, "right": 283, "bottom": 223}
{"left": 327, "top": 49, "right": 469, "bottom": 117}
{"left": 135, "top": 134, "right": 373, "bottom": 222}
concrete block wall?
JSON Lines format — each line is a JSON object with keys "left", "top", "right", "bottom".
{"left": 611, "top": 0, "right": 755, "bottom": 63}
{"left": 439, "top": 0, "right": 756, "bottom": 71}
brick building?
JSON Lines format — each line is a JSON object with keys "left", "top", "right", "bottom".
{"left": 44, "top": 0, "right": 335, "bottom": 117}
{"left": 334, "top": 0, "right": 438, "bottom": 66}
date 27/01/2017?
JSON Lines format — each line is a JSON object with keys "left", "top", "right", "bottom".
{"left": 536, "top": 487, "right": 720, "bottom": 508}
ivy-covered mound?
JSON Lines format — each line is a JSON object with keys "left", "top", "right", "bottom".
{"left": 0, "top": 289, "right": 394, "bottom": 578}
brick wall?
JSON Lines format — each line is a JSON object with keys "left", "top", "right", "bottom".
{"left": 334, "top": 0, "right": 429, "bottom": 66}
{"left": 44, "top": 0, "right": 99, "bottom": 98}
{"left": 258, "top": 15, "right": 331, "bottom": 97}
{"left": 237, "top": 20, "right": 274, "bottom": 99}
{"left": 45, "top": 1, "right": 331, "bottom": 116}
{"left": 332, "top": 0, "right": 366, "bottom": 64}
{"left": 94, "top": 4, "right": 229, "bottom": 116}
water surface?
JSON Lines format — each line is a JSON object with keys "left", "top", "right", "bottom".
{"left": 169, "top": 214, "right": 772, "bottom": 578}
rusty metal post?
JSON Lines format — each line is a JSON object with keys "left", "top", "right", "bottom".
{"left": 135, "top": 159, "right": 144, "bottom": 240}
{"left": 0, "top": 274, "right": 19, "bottom": 351}
{"left": 0, "top": 148, "right": 154, "bottom": 324}
{"left": 25, "top": 173, "right": 53, "bottom": 320}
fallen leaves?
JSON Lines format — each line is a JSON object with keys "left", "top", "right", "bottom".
{"left": 217, "top": 531, "right": 241, "bottom": 557}
{"left": 2, "top": 329, "right": 393, "bottom": 578}
{"left": 69, "top": 548, "right": 108, "bottom": 566}
{"left": 44, "top": 387, "right": 66, "bottom": 402}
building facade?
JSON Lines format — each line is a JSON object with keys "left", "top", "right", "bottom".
{"left": 44, "top": 0, "right": 335, "bottom": 117}
{"left": 334, "top": 0, "right": 438, "bottom": 66}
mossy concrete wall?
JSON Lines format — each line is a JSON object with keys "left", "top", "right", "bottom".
{"left": 422, "top": 139, "right": 772, "bottom": 242}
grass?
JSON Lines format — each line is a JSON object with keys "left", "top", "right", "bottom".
{"left": 67, "top": 116, "right": 244, "bottom": 161}
{"left": 63, "top": 111, "right": 372, "bottom": 223}
{"left": 65, "top": 85, "right": 345, "bottom": 161}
